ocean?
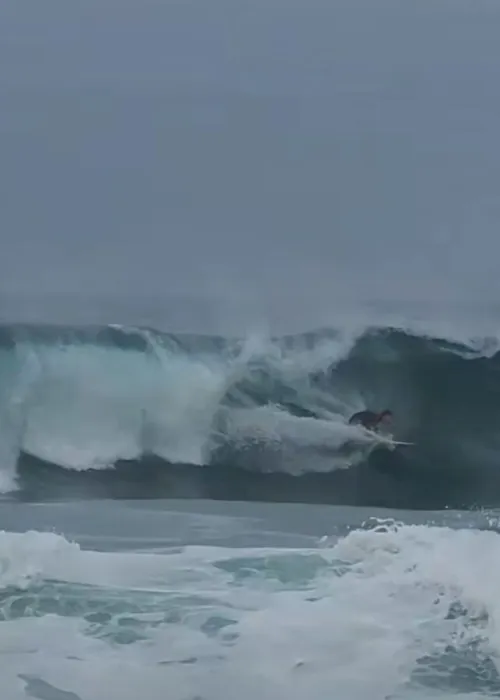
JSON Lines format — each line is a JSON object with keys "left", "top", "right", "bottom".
{"left": 3, "top": 316, "right": 500, "bottom": 510}
{"left": 3, "top": 0, "right": 500, "bottom": 697}
{"left": 1, "top": 315, "right": 500, "bottom": 699}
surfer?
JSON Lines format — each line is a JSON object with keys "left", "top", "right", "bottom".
{"left": 348, "top": 409, "right": 393, "bottom": 433}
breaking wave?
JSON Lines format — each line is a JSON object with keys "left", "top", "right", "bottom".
{"left": 1, "top": 321, "right": 500, "bottom": 509}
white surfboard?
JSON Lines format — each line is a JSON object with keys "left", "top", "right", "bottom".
{"left": 362, "top": 430, "right": 414, "bottom": 450}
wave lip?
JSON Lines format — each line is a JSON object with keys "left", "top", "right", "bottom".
{"left": 1, "top": 320, "right": 500, "bottom": 508}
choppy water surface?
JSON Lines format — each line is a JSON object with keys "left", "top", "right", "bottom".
{"left": 0, "top": 499, "right": 498, "bottom": 700}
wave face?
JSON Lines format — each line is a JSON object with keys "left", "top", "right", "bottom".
{"left": 2, "top": 322, "right": 500, "bottom": 509}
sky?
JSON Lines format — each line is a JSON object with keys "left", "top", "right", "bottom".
{"left": 1, "top": 0, "right": 500, "bottom": 330}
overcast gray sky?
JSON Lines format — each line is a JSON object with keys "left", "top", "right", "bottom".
{"left": 2, "top": 0, "right": 500, "bottom": 329}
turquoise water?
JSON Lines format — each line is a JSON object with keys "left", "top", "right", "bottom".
{"left": 0, "top": 499, "right": 499, "bottom": 700}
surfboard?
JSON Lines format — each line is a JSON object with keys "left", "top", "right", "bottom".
{"left": 371, "top": 439, "right": 414, "bottom": 453}
{"left": 362, "top": 430, "right": 414, "bottom": 449}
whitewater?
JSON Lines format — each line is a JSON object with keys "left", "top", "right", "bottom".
{"left": 1, "top": 499, "right": 500, "bottom": 700}
{"left": 4, "top": 314, "right": 500, "bottom": 699}
{"left": 1, "top": 317, "right": 500, "bottom": 700}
